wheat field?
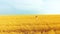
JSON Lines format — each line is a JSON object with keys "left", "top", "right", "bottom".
{"left": 0, "top": 15, "right": 60, "bottom": 34}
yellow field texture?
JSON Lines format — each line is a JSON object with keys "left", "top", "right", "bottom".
{"left": 0, "top": 15, "right": 60, "bottom": 34}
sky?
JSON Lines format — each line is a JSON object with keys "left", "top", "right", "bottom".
{"left": 0, "top": 0, "right": 60, "bottom": 15}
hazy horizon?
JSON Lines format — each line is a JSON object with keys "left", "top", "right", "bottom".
{"left": 0, "top": 0, "right": 60, "bottom": 14}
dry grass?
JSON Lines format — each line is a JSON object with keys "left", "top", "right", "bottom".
{"left": 0, "top": 15, "right": 59, "bottom": 34}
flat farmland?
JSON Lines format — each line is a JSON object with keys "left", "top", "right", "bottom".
{"left": 0, "top": 15, "right": 60, "bottom": 34}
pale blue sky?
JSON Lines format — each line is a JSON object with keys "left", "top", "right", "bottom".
{"left": 0, "top": 0, "right": 60, "bottom": 14}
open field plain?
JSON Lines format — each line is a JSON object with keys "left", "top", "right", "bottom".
{"left": 0, "top": 15, "right": 60, "bottom": 34}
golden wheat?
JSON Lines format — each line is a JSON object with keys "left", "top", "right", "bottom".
{"left": 0, "top": 15, "right": 59, "bottom": 34}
